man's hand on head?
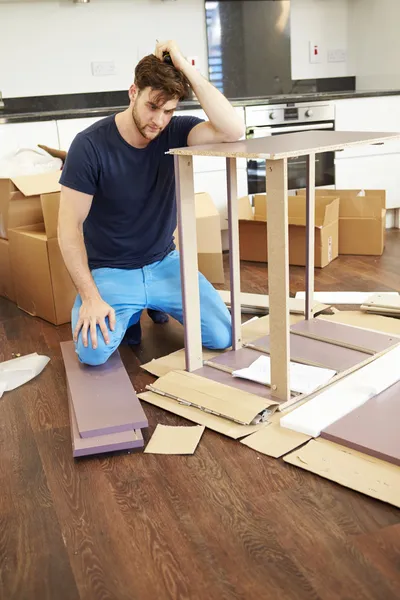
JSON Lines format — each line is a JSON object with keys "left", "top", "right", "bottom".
{"left": 154, "top": 40, "right": 187, "bottom": 72}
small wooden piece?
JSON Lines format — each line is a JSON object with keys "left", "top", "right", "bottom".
{"left": 265, "top": 158, "right": 290, "bottom": 401}
{"left": 226, "top": 157, "right": 242, "bottom": 350}
{"left": 305, "top": 153, "right": 315, "bottom": 320}
{"left": 174, "top": 155, "right": 203, "bottom": 372}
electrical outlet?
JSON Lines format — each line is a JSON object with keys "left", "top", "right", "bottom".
{"left": 309, "top": 42, "right": 321, "bottom": 64}
{"left": 327, "top": 49, "right": 347, "bottom": 63}
{"left": 91, "top": 61, "right": 116, "bottom": 76}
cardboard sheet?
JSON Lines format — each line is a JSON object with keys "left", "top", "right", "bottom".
{"left": 0, "top": 352, "right": 50, "bottom": 393}
{"left": 149, "top": 370, "right": 277, "bottom": 425}
{"left": 284, "top": 439, "right": 400, "bottom": 509}
{"left": 138, "top": 391, "right": 268, "bottom": 439}
{"left": 144, "top": 424, "right": 205, "bottom": 455}
{"left": 240, "top": 422, "right": 311, "bottom": 458}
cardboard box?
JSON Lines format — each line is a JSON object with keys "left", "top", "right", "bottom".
{"left": 0, "top": 238, "right": 16, "bottom": 302}
{"left": 296, "top": 189, "right": 386, "bottom": 255}
{"left": 0, "top": 170, "right": 61, "bottom": 240}
{"left": 238, "top": 194, "right": 339, "bottom": 268}
{"left": 9, "top": 192, "right": 76, "bottom": 325}
{"left": 174, "top": 192, "right": 224, "bottom": 284}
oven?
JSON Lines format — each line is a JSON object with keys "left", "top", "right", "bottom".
{"left": 245, "top": 102, "right": 336, "bottom": 194}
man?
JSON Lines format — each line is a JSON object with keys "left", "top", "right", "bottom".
{"left": 58, "top": 40, "right": 245, "bottom": 366}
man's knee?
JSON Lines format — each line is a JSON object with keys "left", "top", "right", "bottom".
{"left": 75, "top": 338, "right": 112, "bottom": 366}
{"left": 203, "top": 321, "right": 232, "bottom": 351}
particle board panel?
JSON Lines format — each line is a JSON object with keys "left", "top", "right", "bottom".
{"left": 167, "top": 130, "right": 400, "bottom": 160}
{"left": 321, "top": 381, "right": 400, "bottom": 467}
{"left": 291, "top": 319, "right": 398, "bottom": 353}
{"left": 60, "top": 341, "right": 148, "bottom": 438}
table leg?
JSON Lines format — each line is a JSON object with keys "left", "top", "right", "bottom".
{"left": 226, "top": 157, "right": 242, "bottom": 350}
{"left": 175, "top": 155, "right": 203, "bottom": 371}
{"left": 265, "top": 158, "right": 290, "bottom": 401}
{"left": 305, "top": 153, "right": 316, "bottom": 320}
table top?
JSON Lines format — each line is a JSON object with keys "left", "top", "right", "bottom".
{"left": 168, "top": 130, "right": 400, "bottom": 160}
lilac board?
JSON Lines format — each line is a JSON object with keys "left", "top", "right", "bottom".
{"left": 67, "top": 385, "right": 144, "bottom": 457}
{"left": 61, "top": 341, "right": 148, "bottom": 438}
{"left": 194, "top": 364, "right": 280, "bottom": 400}
{"left": 247, "top": 335, "right": 369, "bottom": 372}
{"left": 321, "top": 381, "right": 400, "bottom": 467}
{"left": 291, "top": 319, "right": 398, "bottom": 353}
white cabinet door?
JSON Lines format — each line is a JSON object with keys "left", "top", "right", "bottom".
{"left": 335, "top": 153, "right": 400, "bottom": 209}
{"left": 56, "top": 116, "right": 104, "bottom": 151}
{"left": 0, "top": 120, "right": 59, "bottom": 160}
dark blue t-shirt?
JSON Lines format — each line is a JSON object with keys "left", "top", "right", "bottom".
{"left": 59, "top": 114, "right": 203, "bottom": 270}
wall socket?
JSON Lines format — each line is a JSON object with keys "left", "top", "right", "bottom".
{"left": 91, "top": 61, "right": 116, "bottom": 76}
{"left": 327, "top": 49, "right": 347, "bottom": 63}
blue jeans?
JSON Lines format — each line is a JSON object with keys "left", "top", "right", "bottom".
{"left": 72, "top": 250, "right": 232, "bottom": 366}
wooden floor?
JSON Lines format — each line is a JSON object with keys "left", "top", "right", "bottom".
{"left": 1, "top": 229, "right": 400, "bottom": 600}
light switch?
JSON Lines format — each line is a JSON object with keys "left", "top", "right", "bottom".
{"left": 309, "top": 42, "right": 322, "bottom": 64}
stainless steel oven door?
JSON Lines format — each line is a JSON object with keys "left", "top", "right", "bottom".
{"left": 247, "top": 122, "right": 335, "bottom": 194}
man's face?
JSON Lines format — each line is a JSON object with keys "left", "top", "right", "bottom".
{"left": 131, "top": 86, "right": 178, "bottom": 141}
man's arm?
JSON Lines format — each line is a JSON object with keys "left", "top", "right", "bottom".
{"left": 155, "top": 40, "right": 245, "bottom": 145}
{"left": 58, "top": 185, "right": 115, "bottom": 348}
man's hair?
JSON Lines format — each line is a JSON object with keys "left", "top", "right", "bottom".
{"left": 134, "top": 54, "right": 190, "bottom": 104}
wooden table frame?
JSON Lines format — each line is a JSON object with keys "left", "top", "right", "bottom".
{"left": 170, "top": 130, "right": 400, "bottom": 402}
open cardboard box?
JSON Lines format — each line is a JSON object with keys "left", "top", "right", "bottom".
{"left": 174, "top": 191, "right": 224, "bottom": 284}
{"left": 0, "top": 238, "right": 16, "bottom": 302}
{"left": 238, "top": 194, "right": 339, "bottom": 268}
{"left": 296, "top": 189, "right": 386, "bottom": 255}
{"left": 9, "top": 191, "right": 76, "bottom": 325}
{"left": 0, "top": 170, "right": 61, "bottom": 239}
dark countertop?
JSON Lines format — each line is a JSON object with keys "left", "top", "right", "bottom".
{"left": 1, "top": 89, "right": 400, "bottom": 125}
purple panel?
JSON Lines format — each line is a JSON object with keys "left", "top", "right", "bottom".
{"left": 321, "top": 381, "right": 400, "bottom": 466}
{"left": 61, "top": 341, "right": 148, "bottom": 438}
{"left": 249, "top": 335, "right": 368, "bottom": 372}
{"left": 291, "top": 319, "right": 398, "bottom": 353}
{"left": 68, "top": 385, "right": 144, "bottom": 458}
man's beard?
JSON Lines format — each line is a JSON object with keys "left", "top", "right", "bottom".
{"left": 132, "top": 103, "right": 162, "bottom": 141}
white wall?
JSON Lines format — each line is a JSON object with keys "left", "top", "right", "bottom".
{"left": 348, "top": 0, "right": 400, "bottom": 90}
{"left": 0, "top": 0, "right": 207, "bottom": 98}
{"left": 290, "top": 0, "right": 353, "bottom": 80}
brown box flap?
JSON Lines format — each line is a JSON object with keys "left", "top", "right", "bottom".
{"left": 11, "top": 170, "right": 61, "bottom": 198}
{"left": 195, "top": 191, "right": 220, "bottom": 218}
{"left": 296, "top": 188, "right": 386, "bottom": 217}
{"left": 253, "top": 194, "right": 339, "bottom": 228}
{"left": 41, "top": 192, "right": 60, "bottom": 239}
{"left": 237, "top": 195, "right": 254, "bottom": 221}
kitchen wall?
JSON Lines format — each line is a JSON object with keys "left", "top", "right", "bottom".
{"left": 348, "top": 0, "right": 400, "bottom": 90}
{"left": 290, "top": 0, "right": 353, "bottom": 80}
{"left": 0, "top": 0, "right": 208, "bottom": 98}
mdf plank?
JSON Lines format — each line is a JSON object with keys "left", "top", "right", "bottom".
{"left": 60, "top": 341, "right": 148, "bottom": 438}
{"left": 265, "top": 158, "right": 290, "bottom": 401}
{"left": 246, "top": 334, "right": 370, "bottom": 372}
{"left": 167, "top": 130, "right": 400, "bottom": 160}
{"left": 67, "top": 385, "right": 144, "bottom": 458}
{"left": 226, "top": 157, "right": 242, "bottom": 350}
{"left": 321, "top": 381, "right": 400, "bottom": 466}
{"left": 174, "top": 154, "right": 203, "bottom": 372}
{"left": 291, "top": 319, "right": 398, "bottom": 354}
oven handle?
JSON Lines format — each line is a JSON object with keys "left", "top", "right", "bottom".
{"left": 250, "top": 122, "right": 334, "bottom": 136}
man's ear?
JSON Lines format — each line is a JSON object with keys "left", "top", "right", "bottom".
{"left": 128, "top": 84, "right": 138, "bottom": 103}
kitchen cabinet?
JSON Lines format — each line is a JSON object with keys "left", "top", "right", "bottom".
{"left": 0, "top": 120, "right": 59, "bottom": 160}
{"left": 335, "top": 96, "right": 400, "bottom": 210}
{"left": 56, "top": 116, "right": 104, "bottom": 150}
